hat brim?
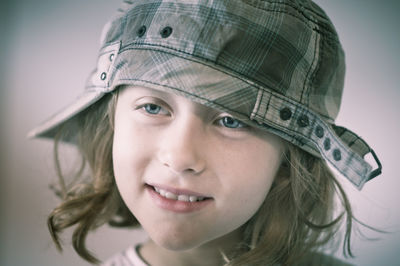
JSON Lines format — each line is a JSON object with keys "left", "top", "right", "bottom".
{"left": 29, "top": 48, "right": 380, "bottom": 189}
{"left": 28, "top": 89, "right": 105, "bottom": 141}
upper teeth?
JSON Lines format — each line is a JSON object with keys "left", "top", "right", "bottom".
{"left": 154, "top": 187, "right": 205, "bottom": 202}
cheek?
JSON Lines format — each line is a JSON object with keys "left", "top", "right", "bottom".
{"left": 113, "top": 116, "right": 154, "bottom": 172}
{"left": 211, "top": 142, "right": 283, "bottom": 233}
{"left": 220, "top": 168, "right": 276, "bottom": 225}
{"left": 241, "top": 155, "right": 280, "bottom": 200}
{"left": 112, "top": 138, "right": 137, "bottom": 204}
{"left": 215, "top": 140, "right": 282, "bottom": 197}
{"left": 112, "top": 123, "right": 154, "bottom": 203}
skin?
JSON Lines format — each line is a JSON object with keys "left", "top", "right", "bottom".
{"left": 112, "top": 85, "right": 285, "bottom": 266}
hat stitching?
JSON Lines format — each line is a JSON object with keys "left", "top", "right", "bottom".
{"left": 262, "top": 91, "right": 272, "bottom": 120}
{"left": 348, "top": 136, "right": 361, "bottom": 148}
{"left": 300, "top": 26, "right": 320, "bottom": 104}
{"left": 247, "top": 0, "right": 325, "bottom": 23}
{"left": 242, "top": 1, "right": 339, "bottom": 42}
{"left": 250, "top": 98, "right": 369, "bottom": 175}
{"left": 257, "top": 114, "right": 368, "bottom": 187}
{"left": 305, "top": 25, "right": 324, "bottom": 108}
{"left": 115, "top": 1, "right": 339, "bottom": 46}
{"left": 251, "top": 89, "right": 263, "bottom": 121}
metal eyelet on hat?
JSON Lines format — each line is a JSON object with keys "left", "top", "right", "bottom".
{"left": 315, "top": 125, "right": 324, "bottom": 138}
{"left": 109, "top": 53, "right": 114, "bottom": 62}
{"left": 333, "top": 149, "right": 341, "bottom": 161}
{"left": 297, "top": 115, "right": 309, "bottom": 127}
{"left": 279, "top": 107, "right": 292, "bottom": 121}
{"left": 137, "top": 25, "right": 147, "bottom": 37}
{"left": 100, "top": 72, "right": 107, "bottom": 81}
{"left": 324, "top": 138, "right": 331, "bottom": 150}
{"left": 160, "top": 26, "right": 173, "bottom": 38}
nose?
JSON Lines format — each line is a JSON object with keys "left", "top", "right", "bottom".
{"left": 157, "top": 114, "right": 206, "bottom": 175}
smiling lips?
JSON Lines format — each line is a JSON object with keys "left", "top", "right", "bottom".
{"left": 154, "top": 186, "right": 206, "bottom": 202}
{"left": 146, "top": 184, "right": 213, "bottom": 213}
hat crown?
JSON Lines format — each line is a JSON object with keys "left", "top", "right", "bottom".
{"left": 102, "top": 0, "right": 345, "bottom": 122}
{"left": 30, "top": 0, "right": 381, "bottom": 190}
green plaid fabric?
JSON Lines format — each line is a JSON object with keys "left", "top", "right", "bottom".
{"left": 29, "top": 0, "right": 381, "bottom": 189}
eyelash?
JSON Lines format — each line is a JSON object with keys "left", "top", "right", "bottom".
{"left": 139, "top": 103, "right": 246, "bottom": 129}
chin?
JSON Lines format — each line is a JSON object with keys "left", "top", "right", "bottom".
{"left": 150, "top": 230, "right": 210, "bottom": 251}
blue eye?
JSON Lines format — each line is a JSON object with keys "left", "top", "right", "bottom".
{"left": 220, "top": 116, "right": 245, "bottom": 129}
{"left": 143, "top": 104, "right": 162, "bottom": 114}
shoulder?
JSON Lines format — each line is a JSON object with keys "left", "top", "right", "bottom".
{"left": 101, "top": 245, "right": 149, "bottom": 266}
{"left": 296, "top": 252, "right": 354, "bottom": 266}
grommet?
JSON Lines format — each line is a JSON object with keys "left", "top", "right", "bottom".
{"left": 100, "top": 72, "right": 107, "bottom": 81}
{"left": 333, "top": 149, "right": 341, "bottom": 161}
{"left": 109, "top": 53, "right": 114, "bottom": 62}
{"left": 297, "top": 115, "right": 309, "bottom": 127}
{"left": 324, "top": 138, "right": 331, "bottom": 150}
{"left": 137, "top": 25, "right": 147, "bottom": 37}
{"left": 279, "top": 107, "right": 292, "bottom": 121}
{"left": 315, "top": 125, "right": 324, "bottom": 138}
{"left": 160, "top": 26, "right": 173, "bottom": 38}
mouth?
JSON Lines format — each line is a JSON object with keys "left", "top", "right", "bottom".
{"left": 145, "top": 184, "right": 212, "bottom": 203}
{"left": 146, "top": 184, "right": 213, "bottom": 213}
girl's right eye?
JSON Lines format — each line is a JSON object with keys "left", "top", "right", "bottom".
{"left": 144, "top": 104, "right": 161, "bottom": 114}
{"left": 140, "top": 103, "right": 170, "bottom": 116}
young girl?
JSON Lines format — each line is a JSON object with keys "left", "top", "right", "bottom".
{"left": 29, "top": 0, "right": 382, "bottom": 265}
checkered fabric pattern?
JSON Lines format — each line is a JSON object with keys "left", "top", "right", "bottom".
{"left": 29, "top": 0, "right": 381, "bottom": 189}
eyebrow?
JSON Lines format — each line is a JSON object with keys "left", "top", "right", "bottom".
{"left": 121, "top": 85, "right": 175, "bottom": 100}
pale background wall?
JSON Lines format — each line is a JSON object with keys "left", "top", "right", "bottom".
{"left": 0, "top": 0, "right": 399, "bottom": 265}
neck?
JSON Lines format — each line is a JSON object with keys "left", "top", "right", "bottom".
{"left": 139, "top": 228, "right": 243, "bottom": 266}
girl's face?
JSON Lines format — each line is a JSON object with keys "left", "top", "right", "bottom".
{"left": 112, "top": 86, "right": 284, "bottom": 251}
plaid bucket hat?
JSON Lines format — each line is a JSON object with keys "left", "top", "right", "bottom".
{"left": 29, "top": 0, "right": 381, "bottom": 190}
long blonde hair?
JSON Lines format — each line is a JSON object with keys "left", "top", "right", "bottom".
{"left": 48, "top": 90, "right": 355, "bottom": 265}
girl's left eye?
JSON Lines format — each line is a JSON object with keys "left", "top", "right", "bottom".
{"left": 218, "top": 116, "right": 246, "bottom": 129}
